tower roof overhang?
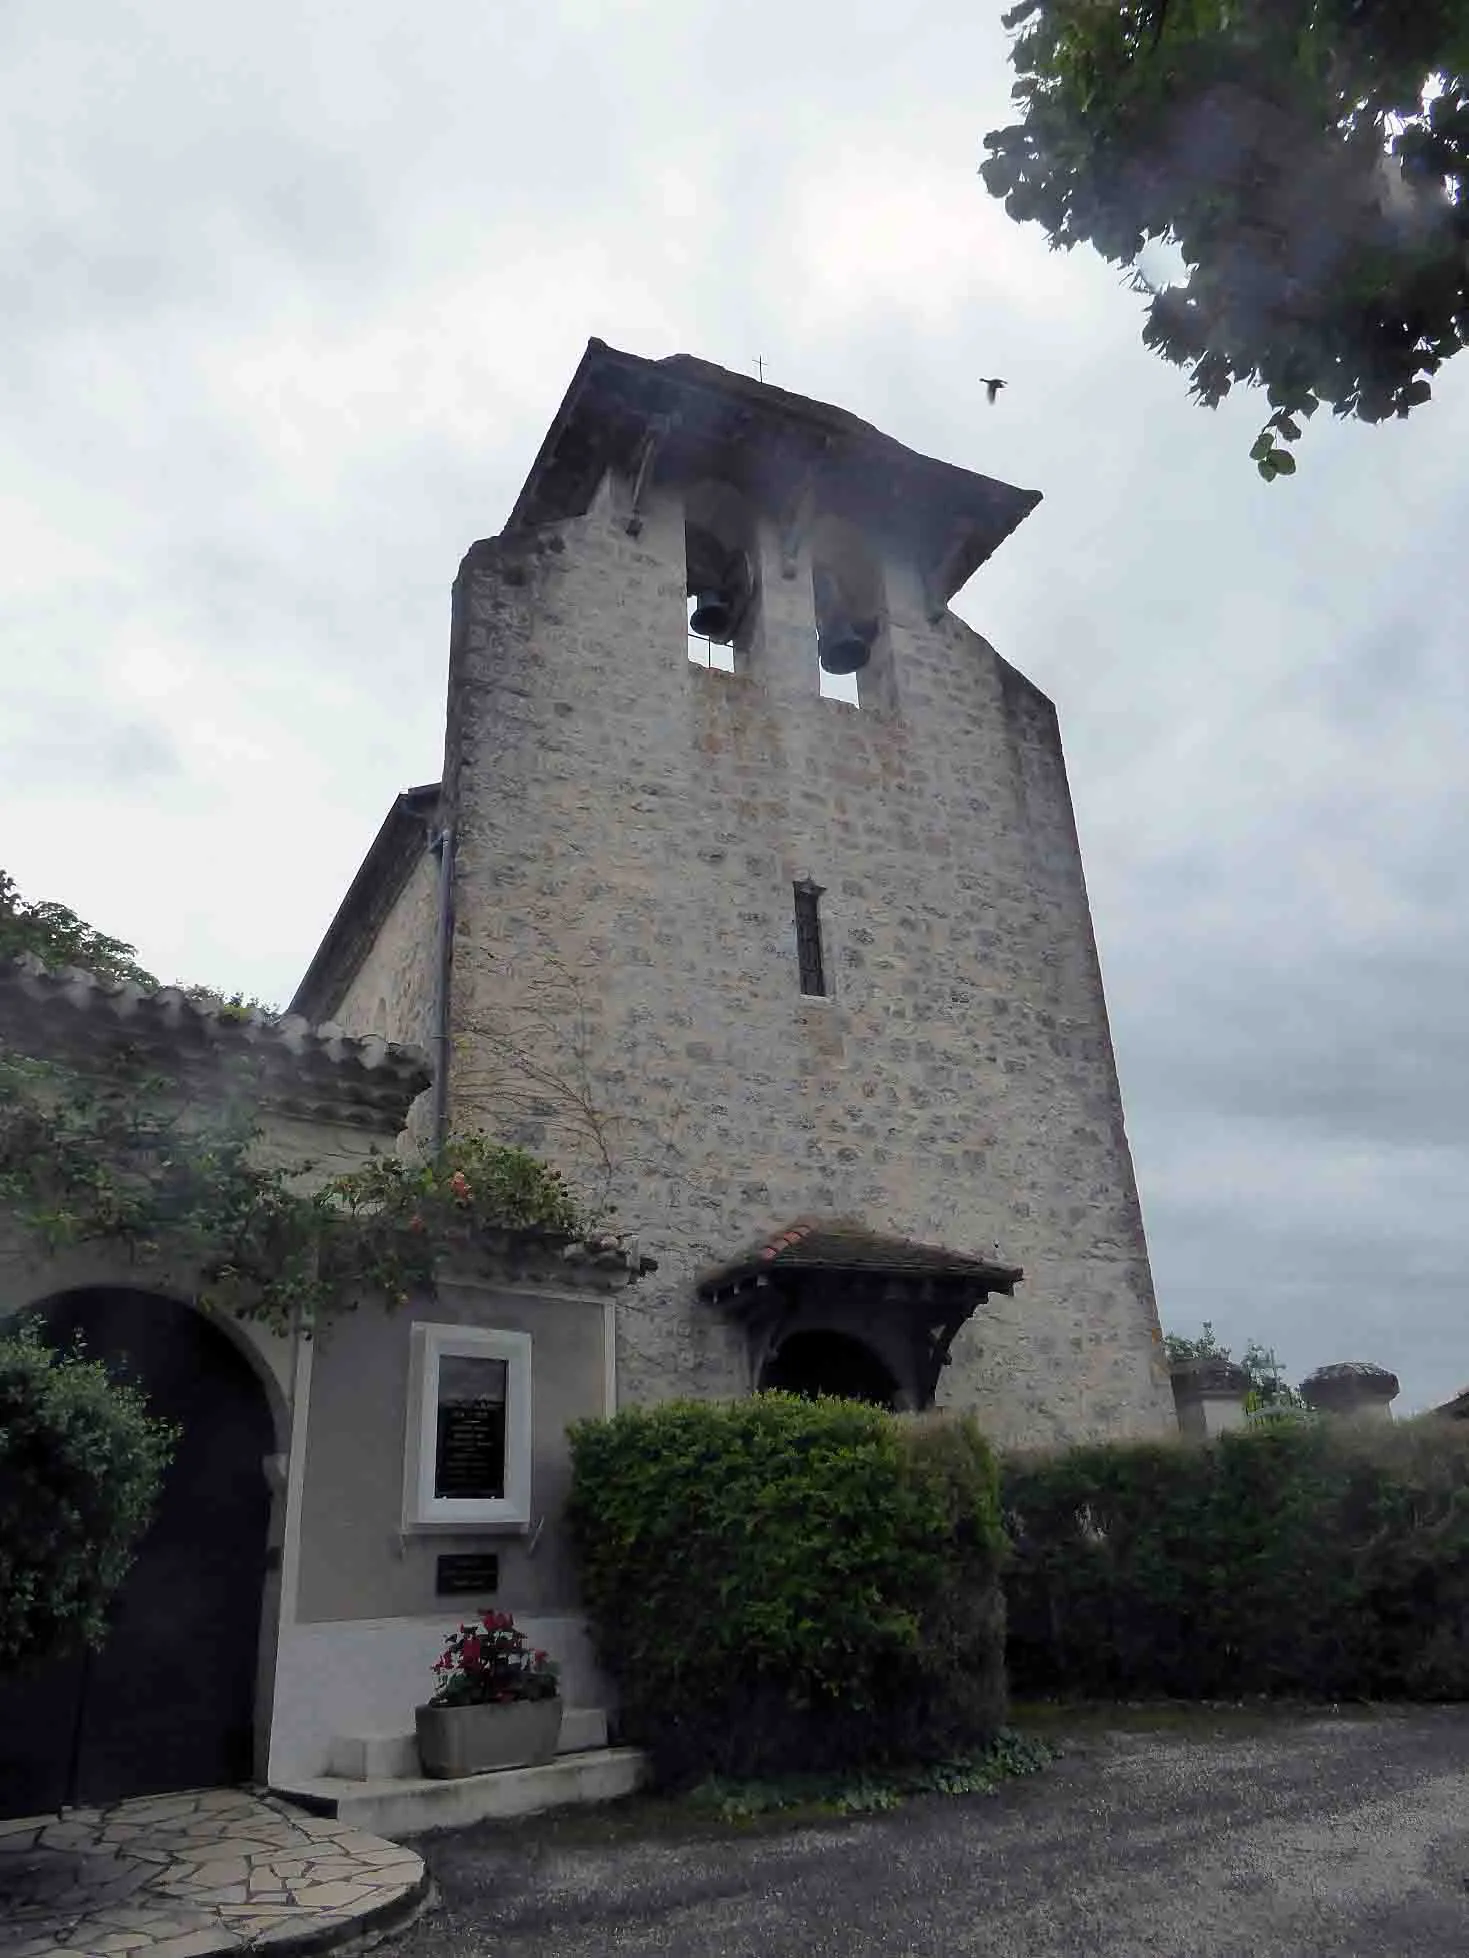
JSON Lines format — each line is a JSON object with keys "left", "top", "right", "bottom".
{"left": 507, "top": 340, "right": 1042, "bottom": 605}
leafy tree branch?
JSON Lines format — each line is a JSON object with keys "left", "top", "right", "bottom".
{"left": 983, "top": 0, "right": 1469, "bottom": 473}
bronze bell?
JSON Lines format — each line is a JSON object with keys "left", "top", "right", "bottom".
{"left": 817, "top": 613, "right": 878, "bottom": 675}
{"left": 688, "top": 588, "right": 736, "bottom": 641}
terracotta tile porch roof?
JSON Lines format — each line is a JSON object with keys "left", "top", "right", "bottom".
{"left": 697, "top": 1218, "right": 1023, "bottom": 1306}
{"left": 0, "top": 951, "right": 431, "bottom": 1133}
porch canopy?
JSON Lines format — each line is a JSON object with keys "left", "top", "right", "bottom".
{"left": 698, "top": 1219, "right": 1023, "bottom": 1411}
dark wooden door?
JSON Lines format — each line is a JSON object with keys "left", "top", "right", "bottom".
{"left": 0, "top": 1289, "right": 273, "bottom": 1818}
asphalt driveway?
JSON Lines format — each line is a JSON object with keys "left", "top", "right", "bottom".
{"left": 390, "top": 1707, "right": 1469, "bottom": 1957}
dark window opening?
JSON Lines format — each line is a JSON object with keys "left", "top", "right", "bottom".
{"left": 794, "top": 880, "right": 826, "bottom": 996}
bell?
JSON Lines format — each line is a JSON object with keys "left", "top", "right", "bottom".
{"left": 688, "top": 588, "right": 736, "bottom": 641}
{"left": 817, "top": 613, "right": 877, "bottom": 675}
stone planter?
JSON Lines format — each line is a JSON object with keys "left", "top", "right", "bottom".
{"left": 414, "top": 1696, "right": 563, "bottom": 1778}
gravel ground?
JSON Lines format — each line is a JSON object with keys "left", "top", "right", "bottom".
{"left": 387, "top": 1707, "right": 1469, "bottom": 1957}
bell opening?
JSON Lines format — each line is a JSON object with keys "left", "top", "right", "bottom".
{"left": 685, "top": 509, "right": 755, "bottom": 654}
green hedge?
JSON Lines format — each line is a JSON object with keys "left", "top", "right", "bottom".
{"left": 0, "top": 1320, "right": 177, "bottom": 1671}
{"left": 1003, "top": 1418, "right": 1469, "bottom": 1702}
{"left": 568, "top": 1395, "right": 1007, "bottom": 1785}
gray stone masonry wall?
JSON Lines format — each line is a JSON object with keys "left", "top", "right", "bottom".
{"left": 332, "top": 850, "right": 439, "bottom": 1151}
{"left": 335, "top": 849, "right": 439, "bottom": 1049}
{"left": 438, "top": 468, "right": 1175, "bottom": 1449}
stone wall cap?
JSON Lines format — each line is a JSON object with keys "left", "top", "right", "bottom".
{"left": 1169, "top": 1356, "right": 1252, "bottom": 1396}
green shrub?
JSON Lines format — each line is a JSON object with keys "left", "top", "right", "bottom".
{"left": 1003, "top": 1418, "right": 1469, "bottom": 1702}
{"left": 568, "top": 1394, "right": 1007, "bottom": 1786}
{"left": 0, "top": 1320, "right": 177, "bottom": 1671}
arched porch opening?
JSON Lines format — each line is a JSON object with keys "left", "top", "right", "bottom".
{"left": 759, "top": 1329, "right": 899, "bottom": 1409}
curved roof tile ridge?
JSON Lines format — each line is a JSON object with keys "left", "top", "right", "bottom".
{"left": 1, "top": 951, "right": 431, "bottom": 1130}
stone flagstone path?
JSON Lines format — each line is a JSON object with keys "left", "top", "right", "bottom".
{"left": 0, "top": 1788, "right": 426, "bottom": 1958}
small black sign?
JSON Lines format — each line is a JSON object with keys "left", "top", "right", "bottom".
{"left": 436, "top": 1553, "right": 500, "bottom": 1596}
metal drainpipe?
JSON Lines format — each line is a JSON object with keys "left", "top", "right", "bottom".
{"left": 428, "top": 821, "right": 456, "bottom": 1148}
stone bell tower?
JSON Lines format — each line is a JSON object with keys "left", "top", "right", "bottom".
{"left": 426, "top": 340, "right": 1173, "bottom": 1447}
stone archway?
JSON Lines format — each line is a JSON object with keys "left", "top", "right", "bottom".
{"left": 0, "top": 1287, "right": 276, "bottom": 1818}
{"left": 759, "top": 1329, "right": 900, "bottom": 1410}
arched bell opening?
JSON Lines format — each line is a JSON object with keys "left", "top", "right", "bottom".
{"left": 809, "top": 513, "right": 886, "bottom": 704}
{"left": 684, "top": 479, "right": 759, "bottom": 672}
{"left": 759, "top": 1328, "right": 900, "bottom": 1410}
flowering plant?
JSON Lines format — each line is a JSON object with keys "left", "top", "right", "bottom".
{"left": 427, "top": 1609, "right": 559, "bottom": 1709}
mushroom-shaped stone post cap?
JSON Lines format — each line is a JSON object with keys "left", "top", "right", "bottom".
{"left": 1168, "top": 1356, "right": 1252, "bottom": 1398}
{"left": 1299, "top": 1361, "right": 1400, "bottom": 1416}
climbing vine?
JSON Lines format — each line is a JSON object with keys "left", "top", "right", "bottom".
{"left": 0, "top": 1048, "right": 590, "bottom": 1335}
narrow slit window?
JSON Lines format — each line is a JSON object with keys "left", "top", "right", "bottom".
{"left": 794, "top": 881, "right": 827, "bottom": 997}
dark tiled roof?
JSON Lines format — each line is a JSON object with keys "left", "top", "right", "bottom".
{"left": 0, "top": 952, "right": 431, "bottom": 1133}
{"left": 1437, "top": 1387, "right": 1469, "bottom": 1420}
{"left": 435, "top": 1223, "right": 658, "bottom": 1293}
{"left": 289, "top": 783, "right": 441, "bottom": 1025}
{"left": 506, "top": 339, "right": 1041, "bottom": 606}
{"left": 698, "top": 1217, "right": 1022, "bottom": 1302}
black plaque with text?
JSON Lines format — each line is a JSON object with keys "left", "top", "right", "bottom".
{"left": 433, "top": 1397, "right": 506, "bottom": 1501}
{"left": 436, "top": 1553, "right": 500, "bottom": 1596}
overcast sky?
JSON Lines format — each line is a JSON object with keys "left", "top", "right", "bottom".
{"left": 3, "top": 0, "right": 1465, "bottom": 1413}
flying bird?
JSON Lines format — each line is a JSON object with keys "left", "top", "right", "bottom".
{"left": 980, "top": 377, "right": 1007, "bottom": 405}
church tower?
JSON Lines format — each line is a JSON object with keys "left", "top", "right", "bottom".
{"left": 302, "top": 340, "right": 1176, "bottom": 1447}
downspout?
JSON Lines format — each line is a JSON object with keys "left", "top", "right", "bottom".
{"left": 428, "top": 821, "right": 456, "bottom": 1148}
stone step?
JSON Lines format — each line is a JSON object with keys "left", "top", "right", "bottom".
{"left": 327, "top": 1707, "right": 609, "bottom": 1780}
{"left": 274, "top": 1746, "right": 646, "bottom": 1839}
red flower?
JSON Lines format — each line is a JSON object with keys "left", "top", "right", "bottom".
{"left": 460, "top": 1636, "right": 482, "bottom": 1668}
{"left": 534, "top": 1650, "right": 548, "bottom": 1665}
{"left": 408, "top": 1213, "right": 426, "bottom": 1233}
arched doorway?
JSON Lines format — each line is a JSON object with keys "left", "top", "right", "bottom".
{"left": 0, "top": 1288, "right": 275, "bottom": 1818}
{"left": 760, "top": 1330, "right": 899, "bottom": 1410}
